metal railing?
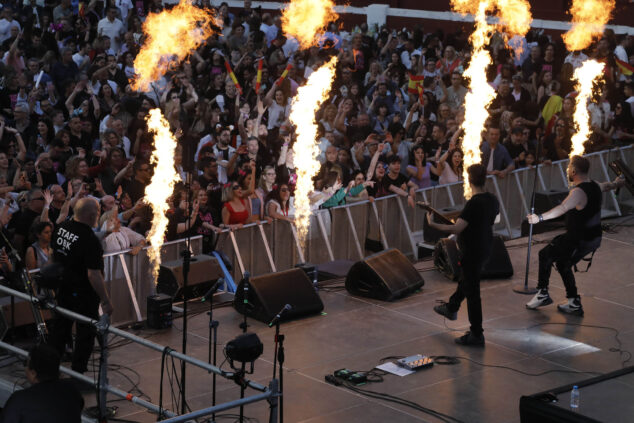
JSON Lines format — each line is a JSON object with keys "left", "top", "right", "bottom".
{"left": 0, "top": 283, "right": 278, "bottom": 423}
{"left": 213, "top": 146, "right": 633, "bottom": 279}
{"left": 13, "top": 147, "right": 633, "bottom": 324}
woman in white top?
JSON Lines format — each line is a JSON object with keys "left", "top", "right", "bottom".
{"left": 434, "top": 147, "right": 463, "bottom": 185}
{"left": 101, "top": 210, "right": 147, "bottom": 255}
{"left": 263, "top": 85, "right": 290, "bottom": 130}
{"left": 266, "top": 183, "right": 294, "bottom": 222}
{"left": 25, "top": 221, "right": 53, "bottom": 270}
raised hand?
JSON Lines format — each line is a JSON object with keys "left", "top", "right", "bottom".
{"left": 43, "top": 189, "right": 53, "bottom": 207}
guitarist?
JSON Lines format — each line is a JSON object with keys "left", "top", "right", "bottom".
{"left": 427, "top": 164, "right": 499, "bottom": 346}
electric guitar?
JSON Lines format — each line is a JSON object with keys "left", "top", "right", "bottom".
{"left": 416, "top": 202, "right": 457, "bottom": 225}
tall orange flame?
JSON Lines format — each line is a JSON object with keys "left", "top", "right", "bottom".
{"left": 451, "top": 0, "right": 532, "bottom": 198}
{"left": 131, "top": 0, "right": 218, "bottom": 92}
{"left": 563, "top": 0, "right": 615, "bottom": 52}
{"left": 281, "top": 0, "right": 339, "bottom": 49}
{"left": 290, "top": 56, "right": 338, "bottom": 246}
{"left": 570, "top": 60, "right": 604, "bottom": 157}
{"left": 145, "top": 109, "right": 182, "bottom": 282}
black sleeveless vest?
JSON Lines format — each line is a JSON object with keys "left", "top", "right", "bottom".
{"left": 565, "top": 181, "right": 602, "bottom": 241}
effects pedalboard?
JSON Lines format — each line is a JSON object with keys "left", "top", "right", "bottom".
{"left": 397, "top": 354, "right": 434, "bottom": 370}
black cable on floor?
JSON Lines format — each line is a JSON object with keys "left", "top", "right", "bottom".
{"left": 325, "top": 375, "right": 464, "bottom": 423}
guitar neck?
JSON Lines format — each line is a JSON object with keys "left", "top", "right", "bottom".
{"left": 417, "top": 202, "right": 455, "bottom": 225}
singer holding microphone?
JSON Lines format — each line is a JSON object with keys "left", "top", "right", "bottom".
{"left": 49, "top": 198, "right": 114, "bottom": 375}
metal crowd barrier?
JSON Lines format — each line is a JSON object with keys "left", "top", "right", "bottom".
{"left": 17, "top": 236, "right": 203, "bottom": 327}
{"left": 14, "top": 147, "right": 632, "bottom": 322}
{"left": 214, "top": 146, "right": 633, "bottom": 278}
{"left": 0, "top": 283, "right": 279, "bottom": 423}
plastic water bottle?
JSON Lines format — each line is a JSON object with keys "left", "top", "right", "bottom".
{"left": 570, "top": 386, "right": 580, "bottom": 411}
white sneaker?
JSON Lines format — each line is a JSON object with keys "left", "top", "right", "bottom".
{"left": 557, "top": 297, "right": 584, "bottom": 316}
{"left": 526, "top": 289, "right": 553, "bottom": 310}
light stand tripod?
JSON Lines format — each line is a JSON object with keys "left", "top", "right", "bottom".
{"left": 514, "top": 139, "right": 541, "bottom": 294}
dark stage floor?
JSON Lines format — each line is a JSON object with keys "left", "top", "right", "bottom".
{"left": 6, "top": 220, "right": 634, "bottom": 423}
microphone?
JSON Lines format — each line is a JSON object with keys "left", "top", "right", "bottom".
{"left": 201, "top": 277, "right": 224, "bottom": 302}
{"left": 268, "top": 304, "right": 292, "bottom": 327}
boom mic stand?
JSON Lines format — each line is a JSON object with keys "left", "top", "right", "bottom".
{"left": 180, "top": 172, "right": 194, "bottom": 413}
{"left": 514, "top": 139, "right": 541, "bottom": 294}
{"left": 269, "top": 304, "right": 291, "bottom": 423}
{"left": 201, "top": 278, "right": 223, "bottom": 422}
{"left": 0, "top": 230, "right": 48, "bottom": 343}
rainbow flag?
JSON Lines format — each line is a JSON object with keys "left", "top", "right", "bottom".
{"left": 408, "top": 74, "right": 424, "bottom": 95}
{"left": 616, "top": 58, "right": 634, "bottom": 76}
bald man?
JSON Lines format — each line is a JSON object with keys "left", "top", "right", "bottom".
{"left": 50, "top": 197, "right": 113, "bottom": 374}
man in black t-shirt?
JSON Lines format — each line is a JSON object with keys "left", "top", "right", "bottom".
{"left": 0, "top": 344, "right": 84, "bottom": 423}
{"left": 125, "top": 160, "right": 151, "bottom": 204}
{"left": 50, "top": 197, "right": 113, "bottom": 374}
{"left": 380, "top": 156, "right": 416, "bottom": 207}
{"left": 428, "top": 164, "right": 499, "bottom": 346}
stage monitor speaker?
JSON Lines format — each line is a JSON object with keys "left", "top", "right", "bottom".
{"left": 482, "top": 236, "right": 514, "bottom": 278}
{"left": 434, "top": 236, "right": 513, "bottom": 281}
{"left": 345, "top": 249, "right": 424, "bottom": 301}
{"left": 423, "top": 206, "right": 463, "bottom": 243}
{"left": 233, "top": 268, "right": 324, "bottom": 324}
{"left": 157, "top": 254, "right": 224, "bottom": 301}
{"left": 534, "top": 190, "right": 568, "bottom": 215}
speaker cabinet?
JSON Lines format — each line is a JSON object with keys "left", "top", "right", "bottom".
{"left": 345, "top": 249, "right": 424, "bottom": 301}
{"left": 482, "top": 236, "right": 514, "bottom": 279}
{"left": 433, "top": 238, "right": 461, "bottom": 281}
{"left": 233, "top": 268, "right": 324, "bottom": 324}
{"left": 535, "top": 190, "right": 568, "bottom": 214}
{"left": 433, "top": 236, "right": 513, "bottom": 281}
{"left": 157, "top": 254, "right": 224, "bottom": 301}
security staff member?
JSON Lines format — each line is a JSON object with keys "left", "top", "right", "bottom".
{"left": 50, "top": 197, "right": 113, "bottom": 374}
{"left": 428, "top": 164, "right": 500, "bottom": 346}
{"left": 526, "top": 155, "right": 625, "bottom": 315}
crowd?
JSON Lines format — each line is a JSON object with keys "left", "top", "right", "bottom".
{"left": 0, "top": 0, "right": 633, "bottom": 261}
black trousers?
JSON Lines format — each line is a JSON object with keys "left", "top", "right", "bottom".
{"left": 447, "top": 255, "right": 483, "bottom": 336}
{"left": 537, "top": 234, "right": 581, "bottom": 298}
{"left": 49, "top": 293, "right": 99, "bottom": 373}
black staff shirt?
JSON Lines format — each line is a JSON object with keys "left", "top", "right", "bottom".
{"left": 52, "top": 219, "right": 104, "bottom": 301}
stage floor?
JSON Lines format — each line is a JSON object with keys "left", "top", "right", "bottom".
{"left": 5, "top": 218, "right": 634, "bottom": 423}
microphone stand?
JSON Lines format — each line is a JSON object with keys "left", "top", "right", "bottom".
{"left": 272, "top": 322, "right": 285, "bottom": 423}
{"left": 514, "top": 139, "right": 540, "bottom": 294}
{"left": 0, "top": 230, "right": 48, "bottom": 342}
{"left": 202, "top": 279, "right": 222, "bottom": 422}
{"left": 239, "top": 271, "right": 250, "bottom": 423}
{"left": 180, "top": 172, "right": 194, "bottom": 413}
